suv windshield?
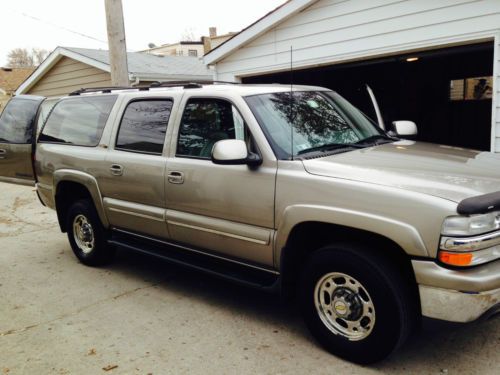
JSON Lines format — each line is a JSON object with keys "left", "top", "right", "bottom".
{"left": 245, "top": 90, "right": 388, "bottom": 159}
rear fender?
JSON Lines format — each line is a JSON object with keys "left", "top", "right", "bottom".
{"left": 53, "top": 169, "right": 109, "bottom": 227}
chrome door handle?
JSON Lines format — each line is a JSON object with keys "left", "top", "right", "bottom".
{"left": 0, "top": 149, "right": 6, "bottom": 159}
{"left": 167, "top": 171, "right": 184, "bottom": 184}
{"left": 110, "top": 164, "right": 124, "bottom": 176}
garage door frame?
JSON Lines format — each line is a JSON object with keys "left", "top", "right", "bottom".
{"left": 233, "top": 32, "right": 500, "bottom": 153}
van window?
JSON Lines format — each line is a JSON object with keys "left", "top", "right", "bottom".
{"left": 116, "top": 100, "right": 172, "bottom": 154}
{"left": 39, "top": 95, "right": 117, "bottom": 146}
{"left": 0, "top": 98, "right": 41, "bottom": 144}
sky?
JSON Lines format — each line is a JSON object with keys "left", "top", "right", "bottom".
{"left": 1, "top": 0, "right": 286, "bottom": 66}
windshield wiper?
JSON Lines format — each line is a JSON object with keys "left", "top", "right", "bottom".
{"left": 297, "top": 142, "right": 366, "bottom": 155}
{"left": 355, "top": 134, "right": 397, "bottom": 145}
{"left": 297, "top": 134, "right": 397, "bottom": 156}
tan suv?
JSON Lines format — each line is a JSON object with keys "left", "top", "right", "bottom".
{"left": 0, "top": 83, "right": 499, "bottom": 364}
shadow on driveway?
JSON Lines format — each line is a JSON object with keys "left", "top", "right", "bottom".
{"left": 102, "top": 247, "right": 499, "bottom": 373}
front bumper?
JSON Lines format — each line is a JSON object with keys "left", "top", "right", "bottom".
{"left": 412, "top": 259, "right": 500, "bottom": 322}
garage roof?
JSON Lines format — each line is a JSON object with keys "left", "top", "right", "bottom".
{"left": 16, "top": 46, "right": 213, "bottom": 95}
{"left": 203, "top": 0, "right": 318, "bottom": 65}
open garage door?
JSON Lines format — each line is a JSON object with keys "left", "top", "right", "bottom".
{"left": 243, "top": 42, "right": 494, "bottom": 151}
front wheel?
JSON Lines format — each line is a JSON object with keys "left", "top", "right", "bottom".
{"left": 66, "top": 199, "right": 115, "bottom": 266}
{"left": 299, "top": 245, "right": 417, "bottom": 364}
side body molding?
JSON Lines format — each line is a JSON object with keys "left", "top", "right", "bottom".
{"left": 52, "top": 169, "right": 109, "bottom": 227}
{"left": 274, "top": 204, "right": 429, "bottom": 267}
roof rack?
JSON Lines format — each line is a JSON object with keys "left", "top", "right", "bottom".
{"left": 68, "top": 86, "right": 136, "bottom": 96}
{"left": 146, "top": 80, "right": 240, "bottom": 88}
{"left": 68, "top": 80, "right": 241, "bottom": 96}
{"left": 146, "top": 81, "right": 205, "bottom": 89}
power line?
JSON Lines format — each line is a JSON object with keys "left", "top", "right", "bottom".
{"left": 5, "top": 7, "right": 108, "bottom": 45}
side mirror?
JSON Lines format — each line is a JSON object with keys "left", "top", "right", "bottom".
{"left": 392, "top": 120, "right": 418, "bottom": 140}
{"left": 211, "top": 139, "right": 262, "bottom": 167}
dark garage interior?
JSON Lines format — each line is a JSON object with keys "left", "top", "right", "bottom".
{"left": 243, "top": 42, "right": 494, "bottom": 151}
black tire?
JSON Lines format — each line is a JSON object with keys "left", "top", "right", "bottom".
{"left": 299, "top": 244, "right": 418, "bottom": 364}
{"left": 66, "top": 199, "right": 115, "bottom": 266}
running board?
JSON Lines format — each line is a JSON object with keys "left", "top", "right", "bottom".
{"left": 108, "top": 229, "right": 280, "bottom": 291}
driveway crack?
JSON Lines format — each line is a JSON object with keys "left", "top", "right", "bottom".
{"left": 0, "top": 283, "right": 159, "bottom": 337}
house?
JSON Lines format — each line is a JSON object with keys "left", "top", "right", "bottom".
{"left": 142, "top": 41, "right": 205, "bottom": 58}
{"left": 16, "top": 46, "right": 213, "bottom": 98}
{"left": 202, "top": 27, "right": 238, "bottom": 55}
{"left": 204, "top": 0, "right": 500, "bottom": 153}
{"left": 142, "top": 28, "right": 237, "bottom": 57}
{"left": 0, "top": 67, "right": 34, "bottom": 113}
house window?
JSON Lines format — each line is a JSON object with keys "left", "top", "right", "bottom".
{"left": 188, "top": 49, "right": 198, "bottom": 57}
{"left": 450, "top": 76, "right": 493, "bottom": 101}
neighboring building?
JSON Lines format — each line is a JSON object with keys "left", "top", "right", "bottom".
{"left": 202, "top": 27, "right": 238, "bottom": 55}
{"left": 0, "top": 67, "right": 34, "bottom": 113}
{"left": 205, "top": 0, "right": 500, "bottom": 153}
{"left": 16, "top": 46, "right": 213, "bottom": 98}
{"left": 142, "top": 28, "right": 238, "bottom": 57}
{"left": 142, "top": 41, "right": 205, "bottom": 58}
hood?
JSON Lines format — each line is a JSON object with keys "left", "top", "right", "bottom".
{"left": 302, "top": 141, "right": 500, "bottom": 203}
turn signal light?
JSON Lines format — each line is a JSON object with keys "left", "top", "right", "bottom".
{"left": 438, "top": 251, "right": 473, "bottom": 266}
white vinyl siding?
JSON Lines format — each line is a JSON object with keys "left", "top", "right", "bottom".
{"left": 28, "top": 57, "right": 112, "bottom": 97}
{"left": 213, "top": 0, "right": 500, "bottom": 151}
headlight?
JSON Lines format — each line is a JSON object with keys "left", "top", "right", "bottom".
{"left": 442, "top": 212, "right": 500, "bottom": 236}
{"left": 439, "top": 212, "right": 500, "bottom": 267}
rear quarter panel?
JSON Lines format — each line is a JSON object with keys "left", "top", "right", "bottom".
{"left": 35, "top": 144, "right": 109, "bottom": 214}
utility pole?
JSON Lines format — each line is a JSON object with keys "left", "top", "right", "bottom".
{"left": 104, "top": 0, "right": 129, "bottom": 86}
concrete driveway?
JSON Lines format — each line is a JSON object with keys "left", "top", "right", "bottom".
{"left": 0, "top": 182, "right": 499, "bottom": 374}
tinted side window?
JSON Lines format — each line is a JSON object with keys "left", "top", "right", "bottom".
{"left": 177, "top": 98, "right": 245, "bottom": 158}
{"left": 116, "top": 100, "right": 172, "bottom": 154}
{"left": 0, "top": 98, "right": 41, "bottom": 143}
{"left": 36, "top": 99, "right": 59, "bottom": 137}
{"left": 39, "top": 95, "right": 117, "bottom": 146}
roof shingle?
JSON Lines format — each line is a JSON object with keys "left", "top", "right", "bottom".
{"left": 64, "top": 47, "right": 212, "bottom": 79}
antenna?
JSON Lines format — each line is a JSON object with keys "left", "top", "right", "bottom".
{"left": 290, "top": 45, "right": 294, "bottom": 161}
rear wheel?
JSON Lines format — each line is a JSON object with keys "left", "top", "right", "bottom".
{"left": 66, "top": 199, "right": 115, "bottom": 266}
{"left": 299, "top": 245, "right": 417, "bottom": 364}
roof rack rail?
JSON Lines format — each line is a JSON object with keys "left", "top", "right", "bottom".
{"left": 147, "top": 81, "right": 205, "bottom": 89}
{"left": 146, "top": 80, "right": 240, "bottom": 88}
{"left": 68, "top": 80, "right": 242, "bottom": 96}
{"left": 69, "top": 86, "right": 136, "bottom": 96}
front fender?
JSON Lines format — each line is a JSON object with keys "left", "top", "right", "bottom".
{"left": 53, "top": 169, "right": 109, "bottom": 227}
{"left": 274, "top": 204, "right": 429, "bottom": 267}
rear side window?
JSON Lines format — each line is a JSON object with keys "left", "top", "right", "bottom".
{"left": 36, "top": 99, "right": 59, "bottom": 137}
{"left": 115, "top": 100, "right": 172, "bottom": 154}
{"left": 0, "top": 98, "right": 41, "bottom": 144}
{"left": 39, "top": 95, "right": 117, "bottom": 146}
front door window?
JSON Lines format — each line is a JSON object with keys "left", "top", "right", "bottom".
{"left": 176, "top": 98, "right": 245, "bottom": 159}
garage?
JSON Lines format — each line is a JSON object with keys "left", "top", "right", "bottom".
{"left": 243, "top": 42, "right": 494, "bottom": 151}
{"left": 204, "top": 0, "right": 500, "bottom": 153}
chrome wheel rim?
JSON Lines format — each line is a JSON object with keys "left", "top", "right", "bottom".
{"left": 314, "top": 272, "right": 376, "bottom": 341}
{"left": 73, "top": 214, "right": 95, "bottom": 254}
